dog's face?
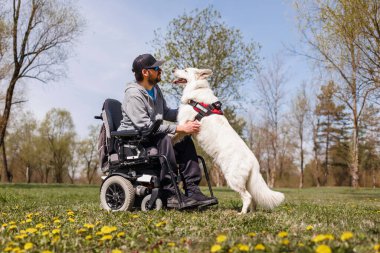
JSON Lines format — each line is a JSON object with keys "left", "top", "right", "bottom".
{"left": 172, "top": 68, "right": 213, "bottom": 86}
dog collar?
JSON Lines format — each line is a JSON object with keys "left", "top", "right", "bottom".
{"left": 188, "top": 100, "right": 223, "bottom": 121}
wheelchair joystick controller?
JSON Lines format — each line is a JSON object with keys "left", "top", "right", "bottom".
{"left": 135, "top": 185, "right": 149, "bottom": 196}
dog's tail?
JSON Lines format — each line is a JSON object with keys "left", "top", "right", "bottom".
{"left": 247, "top": 166, "right": 285, "bottom": 210}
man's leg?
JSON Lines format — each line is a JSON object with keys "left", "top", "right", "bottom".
{"left": 148, "top": 133, "right": 198, "bottom": 208}
{"left": 173, "top": 136, "right": 217, "bottom": 206}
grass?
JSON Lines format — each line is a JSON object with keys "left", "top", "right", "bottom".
{"left": 0, "top": 184, "right": 379, "bottom": 253}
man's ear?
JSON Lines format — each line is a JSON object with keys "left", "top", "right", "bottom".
{"left": 142, "top": 69, "right": 149, "bottom": 77}
{"left": 197, "top": 69, "right": 213, "bottom": 80}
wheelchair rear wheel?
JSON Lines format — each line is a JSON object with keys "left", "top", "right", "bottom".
{"left": 100, "top": 176, "right": 135, "bottom": 211}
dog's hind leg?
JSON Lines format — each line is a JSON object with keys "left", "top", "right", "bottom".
{"left": 249, "top": 200, "right": 257, "bottom": 212}
{"left": 238, "top": 189, "right": 252, "bottom": 214}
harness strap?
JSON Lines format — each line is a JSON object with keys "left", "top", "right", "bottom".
{"left": 189, "top": 100, "right": 223, "bottom": 120}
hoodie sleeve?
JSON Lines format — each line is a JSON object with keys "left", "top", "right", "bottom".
{"left": 123, "top": 91, "right": 176, "bottom": 134}
{"left": 156, "top": 86, "right": 178, "bottom": 122}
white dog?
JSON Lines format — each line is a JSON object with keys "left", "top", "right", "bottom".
{"left": 172, "top": 68, "right": 285, "bottom": 214}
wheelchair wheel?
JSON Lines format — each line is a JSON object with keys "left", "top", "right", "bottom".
{"left": 141, "top": 194, "right": 163, "bottom": 211}
{"left": 100, "top": 175, "right": 135, "bottom": 211}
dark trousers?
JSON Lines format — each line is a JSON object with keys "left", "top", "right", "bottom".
{"left": 147, "top": 133, "right": 201, "bottom": 192}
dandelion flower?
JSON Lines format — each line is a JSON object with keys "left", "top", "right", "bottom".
{"left": 281, "top": 239, "right": 290, "bottom": 245}
{"left": 42, "top": 251, "right": 53, "bottom": 253}
{"left": 100, "top": 234, "right": 113, "bottom": 241}
{"left": 52, "top": 228, "right": 60, "bottom": 235}
{"left": 210, "top": 244, "right": 222, "bottom": 252}
{"left": 111, "top": 249, "right": 122, "bottom": 253}
{"left": 67, "top": 211, "right": 74, "bottom": 216}
{"left": 68, "top": 218, "right": 75, "bottom": 223}
{"left": 306, "top": 225, "right": 313, "bottom": 231}
{"left": 25, "top": 219, "right": 32, "bottom": 223}
{"left": 340, "top": 231, "right": 353, "bottom": 241}
{"left": 85, "top": 235, "right": 92, "bottom": 240}
{"left": 278, "top": 231, "right": 288, "bottom": 238}
{"left": 216, "top": 234, "right": 227, "bottom": 243}
{"left": 24, "top": 242, "right": 33, "bottom": 250}
{"left": 100, "top": 226, "right": 117, "bottom": 234}
{"left": 2, "top": 223, "right": 7, "bottom": 228}
{"left": 117, "top": 232, "right": 125, "bottom": 238}
{"left": 25, "top": 228, "right": 37, "bottom": 234}
{"left": 132, "top": 215, "right": 139, "bottom": 218}
{"left": 238, "top": 243, "right": 249, "bottom": 251}
{"left": 53, "top": 219, "right": 60, "bottom": 224}
{"left": 42, "top": 231, "right": 50, "bottom": 236}
{"left": 155, "top": 221, "right": 167, "bottom": 227}
{"left": 247, "top": 232, "right": 257, "bottom": 237}
{"left": 3, "top": 247, "right": 12, "bottom": 252}
{"left": 254, "top": 244, "right": 265, "bottom": 251}
{"left": 35, "top": 223, "right": 45, "bottom": 229}
{"left": 167, "top": 242, "right": 176, "bottom": 247}
{"left": 315, "top": 244, "right": 332, "bottom": 253}
{"left": 76, "top": 228, "right": 87, "bottom": 234}
{"left": 8, "top": 225, "right": 17, "bottom": 230}
{"left": 373, "top": 244, "right": 380, "bottom": 252}
{"left": 84, "top": 223, "right": 95, "bottom": 229}
{"left": 324, "top": 234, "right": 334, "bottom": 240}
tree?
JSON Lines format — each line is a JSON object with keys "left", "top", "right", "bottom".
{"left": 150, "top": 6, "right": 259, "bottom": 185}
{"left": 78, "top": 125, "right": 100, "bottom": 184}
{"left": 294, "top": 0, "right": 380, "bottom": 187}
{"left": 151, "top": 6, "right": 260, "bottom": 108}
{"left": 255, "top": 55, "right": 288, "bottom": 187}
{"left": 39, "top": 108, "right": 75, "bottom": 183}
{"left": 0, "top": 0, "right": 83, "bottom": 162}
{"left": 291, "top": 84, "right": 311, "bottom": 188}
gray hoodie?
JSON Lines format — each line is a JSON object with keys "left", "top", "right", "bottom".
{"left": 118, "top": 82, "right": 178, "bottom": 134}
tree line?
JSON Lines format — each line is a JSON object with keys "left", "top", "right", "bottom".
{"left": 0, "top": 2, "right": 379, "bottom": 187}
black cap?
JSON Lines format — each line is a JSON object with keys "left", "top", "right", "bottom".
{"left": 132, "top": 54, "right": 165, "bottom": 73}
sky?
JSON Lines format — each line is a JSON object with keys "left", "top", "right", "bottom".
{"left": 24, "top": 0, "right": 312, "bottom": 138}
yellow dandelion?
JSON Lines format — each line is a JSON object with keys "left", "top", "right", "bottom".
{"left": 155, "top": 221, "right": 167, "bottom": 227}
{"left": 117, "top": 232, "right": 125, "bottom": 238}
{"left": 8, "top": 225, "right": 17, "bottom": 230}
{"left": 254, "top": 243, "right": 266, "bottom": 251}
{"left": 25, "top": 219, "right": 32, "bottom": 223}
{"left": 52, "top": 235, "right": 60, "bottom": 244}
{"left": 373, "top": 244, "right": 380, "bottom": 252}
{"left": 325, "top": 234, "right": 334, "bottom": 240}
{"left": 26, "top": 213, "right": 33, "bottom": 219}
{"left": 14, "top": 234, "right": 28, "bottom": 240}
{"left": 35, "top": 223, "right": 45, "bottom": 229}
{"left": 52, "top": 228, "right": 60, "bottom": 235}
{"left": 25, "top": 228, "right": 37, "bottom": 234}
{"left": 34, "top": 212, "right": 41, "bottom": 216}
{"left": 281, "top": 239, "right": 290, "bottom": 245}
{"left": 95, "top": 220, "right": 102, "bottom": 225}
{"left": 76, "top": 228, "right": 87, "bottom": 234}
{"left": 315, "top": 244, "right": 332, "bottom": 253}
{"left": 167, "top": 242, "right": 176, "bottom": 247}
{"left": 53, "top": 219, "right": 60, "bottom": 224}
{"left": 3, "top": 247, "right": 12, "bottom": 252}
{"left": 210, "top": 244, "right": 222, "bottom": 253}
{"left": 67, "top": 211, "right": 74, "bottom": 216}
{"left": 96, "top": 231, "right": 103, "bottom": 236}
{"left": 2, "top": 223, "right": 7, "bottom": 228}
{"left": 68, "top": 218, "right": 75, "bottom": 223}
{"left": 100, "top": 225, "right": 117, "bottom": 234}
{"left": 132, "top": 214, "right": 139, "bottom": 218}
{"left": 340, "top": 231, "right": 353, "bottom": 241}
{"left": 41, "top": 251, "right": 53, "bottom": 253}
{"left": 85, "top": 235, "right": 93, "bottom": 240}
{"left": 11, "top": 247, "right": 21, "bottom": 252}
{"left": 24, "top": 242, "right": 33, "bottom": 250}
{"left": 84, "top": 223, "right": 95, "bottom": 229}
{"left": 238, "top": 243, "right": 249, "bottom": 251}
{"left": 9, "top": 221, "right": 16, "bottom": 225}
{"left": 180, "top": 237, "right": 187, "bottom": 243}
{"left": 247, "top": 232, "right": 257, "bottom": 237}
{"left": 312, "top": 234, "right": 333, "bottom": 243}
{"left": 306, "top": 225, "right": 314, "bottom": 231}
{"left": 100, "top": 234, "right": 113, "bottom": 241}
{"left": 216, "top": 234, "right": 227, "bottom": 243}
{"left": 278, "top": 231, "right": 288, "bottom": 238}
{"left": 298, "top": 242, "right": 305, "bottom": 247}
{"left": 42, "top": 231, "right": 50, "bottom": 236}
{"left": 111, "top": 249, "right": 122, "bottom": 253}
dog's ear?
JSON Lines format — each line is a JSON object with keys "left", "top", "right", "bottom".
{"left": 197, "top": 69, "right": 213, "bottom": 80}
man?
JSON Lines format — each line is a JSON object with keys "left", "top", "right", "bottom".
{"left": 118, "top": 54, "right": 217, "bottom": 208}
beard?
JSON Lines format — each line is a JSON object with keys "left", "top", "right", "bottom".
{"left": 147, "top": 72, "right": 161, "bottom": 85}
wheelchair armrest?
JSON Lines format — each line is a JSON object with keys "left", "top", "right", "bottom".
{"left": 140, "top": 119, "right": 163, "bottom": 137}
{"left": 111, "top": 130, "right": 140, "bottom": 137}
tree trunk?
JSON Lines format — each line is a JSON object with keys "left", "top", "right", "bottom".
{"left": 1, "top": 142, "right": 12, "bottom": 182}
{"left": 351, "top": 117, "right": 360, "bottom": 188}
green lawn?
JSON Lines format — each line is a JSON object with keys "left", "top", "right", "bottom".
{"left": 0, "top": 184, "right": 379, "bottom": 253}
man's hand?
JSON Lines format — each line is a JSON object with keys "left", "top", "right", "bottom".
{"left": 176, "top": 120, "right": 201, "bottom": 134}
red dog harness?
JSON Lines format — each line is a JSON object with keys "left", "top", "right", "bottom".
{"left": 189, "top": 100, "right": 223, "bottom": 121}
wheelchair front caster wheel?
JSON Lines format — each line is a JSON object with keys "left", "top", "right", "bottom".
{"left": 141, "top": 194, "right": 163, "bottom": 211}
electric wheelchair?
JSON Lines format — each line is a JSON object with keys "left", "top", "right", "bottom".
{"left": 95, "top": 98, "right": 216, "bottom": 211}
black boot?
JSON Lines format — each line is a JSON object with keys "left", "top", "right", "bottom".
{"left": 163, "top": 188, "right": 199, "bottom": 209}
{"left": 185, "top": 183, "right": 218, "bottom": 207}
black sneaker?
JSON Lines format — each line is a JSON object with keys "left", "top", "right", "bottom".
{"left": 166, "top": 194, "right": 199, "bottom": 209}
{"left": 186, "top": 186, "right": 218, "bottom": 207}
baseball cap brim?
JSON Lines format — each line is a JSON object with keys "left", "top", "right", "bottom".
{"left": 150, "top": 60, "right": 165, "bottom": 68}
